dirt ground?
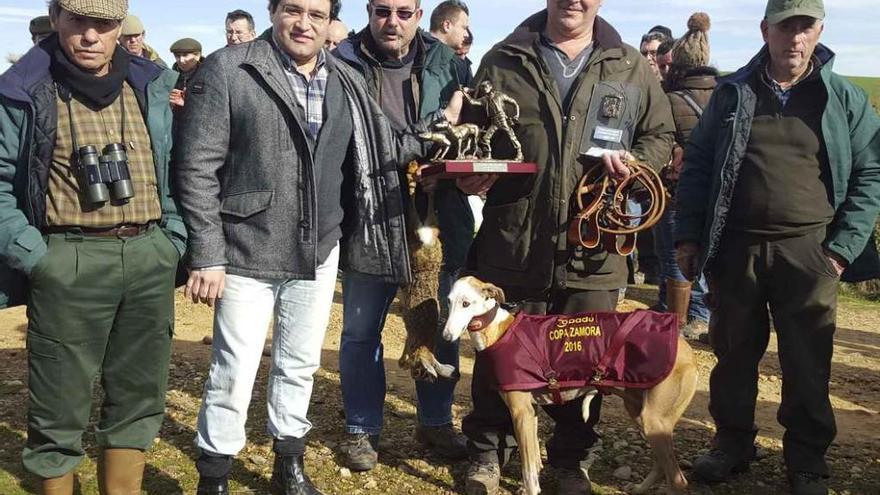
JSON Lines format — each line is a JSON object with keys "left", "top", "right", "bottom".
{"left": 0, "top": 282, "right": 878, "bottom": 494}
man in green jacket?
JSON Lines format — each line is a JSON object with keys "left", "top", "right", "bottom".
{"left": 456, "top": 2, "right": 674, "bottom": 493}
{"left": 675, "top": 1, "right": 880, "bottom": 494}
{"left": 0, "top": 0, "right": 186, "bottom": 493}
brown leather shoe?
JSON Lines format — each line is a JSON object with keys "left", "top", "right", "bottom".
{"left": 40, "top": 472, "right": 74, "bottom": 495}
{"left": 98, "top": 448, "right": 146, "bottom": 495}
{"left": 666, "top": 278, "right": 692, "bottom": 328}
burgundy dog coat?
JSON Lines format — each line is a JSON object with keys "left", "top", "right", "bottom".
{"left": 479, "top": 310, "right": 678, "bottom": 401}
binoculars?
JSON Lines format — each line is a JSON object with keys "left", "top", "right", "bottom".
{"left": 77, "top": 144, "right": 135, "bottom": 204}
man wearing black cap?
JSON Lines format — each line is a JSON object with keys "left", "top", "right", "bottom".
{"left": 29, "top": 15, "right": 53, "bottom": 45}
{"left": 0, "top": 0, "right": 185, "bottom": 493}
{"left": 677, "top": 1, "right": 880, "bottom": 493}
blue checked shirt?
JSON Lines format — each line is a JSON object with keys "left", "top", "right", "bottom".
{"left": 274, "top": 38, "right": 329, "bottom": 139}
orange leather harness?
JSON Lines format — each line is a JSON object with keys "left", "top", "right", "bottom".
{"left": 567, "top": 161, "right": 667, "bottom": 256}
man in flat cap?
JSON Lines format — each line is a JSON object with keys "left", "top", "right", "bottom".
{"left": 676, "top": 1, "right": 880, "bottom": 493}
{"left": 29, "top": 15, "right": 53, "bottom": 45}
{"left": 169, "top": 38, "right": 203, "bottom": 109}
{"left": 0, "top": 0, "right": 186, "bottom": 493}
{"left": 120, "top": 14, "right": 168, "bottom": 68}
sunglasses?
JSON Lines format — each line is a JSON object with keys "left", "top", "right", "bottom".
{"left": 371, "top": 6, "right": 416, "bottom": 21}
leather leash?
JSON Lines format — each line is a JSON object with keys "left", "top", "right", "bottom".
{"left": 567, "top": 161, "right": 667, "bottom": 256}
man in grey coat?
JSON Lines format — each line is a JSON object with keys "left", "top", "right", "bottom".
{"left": 174, "top": 1, "right": 459, "bottom": 494}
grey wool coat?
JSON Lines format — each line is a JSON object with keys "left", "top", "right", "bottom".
{"left": 174, "top": 31, "right": 432, "bottom": 284}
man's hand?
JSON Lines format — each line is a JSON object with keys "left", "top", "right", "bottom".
{"left": 443, "top": 90, "right": 465, "bottom": 125}
{"left": 823, "top": 248, "right": 847, "bottom": 276}
{"left": 676, "top": 242, "right": 702, "bottom": 281}
{"left": 601, "top": 150, "right": 635, "bottom": 181}
{"left": 185, "top": 269, "right": 226, "bottom": 307}
{"left": 457, "top": 174, "right": 498, "bottom": 195}
{"left": 170, "top": 89, "right": 185, "bottom": 108}
{"left": 416, "top": 164, "right": 441, "bottom": 193}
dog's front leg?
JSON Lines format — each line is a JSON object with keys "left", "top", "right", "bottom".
{"left": 502, "top": 391, "right": 542, "bottom": 495}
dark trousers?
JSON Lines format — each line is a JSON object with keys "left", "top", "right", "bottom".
{"left": 708, "top": 229, "right": 837, "bottom": 476}
{"left": 22, "top": 227, "right": 177, "bottom": 478}
{"left": 462, "top": 289, "right": 618, "bottom": 470}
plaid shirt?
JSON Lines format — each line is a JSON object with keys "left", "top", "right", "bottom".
{"left": 48, "top": 82, "right": 162, "bottom": 228}
{"left": 274, "top": 39, "right": 329, "bottom": 139}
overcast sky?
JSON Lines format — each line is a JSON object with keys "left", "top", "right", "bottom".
{"left": 1, "top": 0, "right": 878, "bottom": 77}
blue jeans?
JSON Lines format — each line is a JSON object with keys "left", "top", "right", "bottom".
{"left": 340, "top": 271, "right": 461, "bottom": 435}
{"left": 654, "top": 206, "right": 710, "bottom": 322}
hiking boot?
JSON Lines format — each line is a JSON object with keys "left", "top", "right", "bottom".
{"left": 196, "top": 451, "right": 231, "bottom": 495}
{"left": 788, "top": 472, "right": 829, "bottom": 495}
{"left": 196, "top": 476, "right": 229, "bottom": 495}
{"left": 555, "top": 466, "right": 592, "bottom": 494}
{"left": 270, "top": 454, "right": 323, "bottom": 495}
{"left": 681, "top": 319, "right": 709, "bottom": 342}
{"left": 339, "top": 433, "right": 379, "bottom": 472}
{"left": 692, "top": 447, "right": 755, "bottom": 483}
{"left": 414, "top": 424, "right": 468, "bottom": 459}
{"left": 465, "top": 460, "right": 500, "bottom": 495}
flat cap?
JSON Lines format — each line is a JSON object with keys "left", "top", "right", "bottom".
{"left": 120, "top": 14, "right": 145, "bottom": 35}
{"left": 58, "top": 0, "right": 128, "bottom": 21}
{"left": 29, "top": 16, "right": 53, "bottom": 36}
{"left": 170, "top": 38, "right": 203, "bottom": 54}
{"left": 765, "top": 0, "right": 825, "bottom": 25}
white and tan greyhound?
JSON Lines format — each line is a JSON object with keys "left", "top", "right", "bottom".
{"left": 443, "top": 276, "right": 698, "bottom": 495}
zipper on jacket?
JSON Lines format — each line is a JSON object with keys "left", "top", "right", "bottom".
{"left": 705, "top": 84, "right": 741, "bottom": 270}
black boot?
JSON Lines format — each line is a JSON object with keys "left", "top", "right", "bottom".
{"left": 270, "top": 454, "right": 324, "bottom": 495}
{"left": 196, "top": 452, "right": 231, "bottom": 495}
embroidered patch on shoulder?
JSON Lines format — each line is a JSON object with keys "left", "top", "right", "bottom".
{"left": 190, "top": 81, "right": 205, "bottom": 94}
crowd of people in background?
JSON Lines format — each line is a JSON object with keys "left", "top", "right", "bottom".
{"left": 3, "top": 1, "right": 878, "bottom": 495}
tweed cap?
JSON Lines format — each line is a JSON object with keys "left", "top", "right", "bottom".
{"left": 765, "top": 0, "right": 825, "bottom": 25}
{"left": 120, "top": 15, "right": 144, "bottom": 35}
{"left": 170, "top": 38, "right": 202, "bottom": 54}
{"left": 29, "top": 16, "right": 53, "bottom": 36}
{"left": 58, "top": 0, "right": 128, "bottom": 21}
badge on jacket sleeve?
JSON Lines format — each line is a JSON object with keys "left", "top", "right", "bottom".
{"left": 601, "top": 95, "right": 623, "bottom": 119}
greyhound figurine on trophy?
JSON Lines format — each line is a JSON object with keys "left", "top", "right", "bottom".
{"left": 419, "top": 80, "right": 536, "bottom": 177}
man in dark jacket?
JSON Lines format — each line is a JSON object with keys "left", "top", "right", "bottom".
{"left": 675, "top": 1, "right": 880, "bottom": 494}
{"left": 168, "top": 37, "right": 203, "bottom": 110}
{"left": 175, "top": 0, "right": 457, "bottom": 493}
{"left": 456, "top": 1, "right": 674, "bottom": 493}
{"left": 0, "top": 0, "right": 186, "bottom": 493}
{"left": 654, "top": 12, "right": 716, "bottom": 341}
{"left": 332, "top": 0, "right": 471, "bottom": 471}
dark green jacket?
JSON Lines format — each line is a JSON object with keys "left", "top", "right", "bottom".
{"left": 0, "top": 39, "right": 186, "bottom": 308}
{"left": 465, "top": 11, "right": 674, "bottom": 296}
{"left": 676, "top": 45, "right": 880, "bottom": 277}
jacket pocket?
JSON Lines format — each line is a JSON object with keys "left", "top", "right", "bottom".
{"left": 219, "top": 190, "right": 275, "bottom": 219}
{"left": 476, "top": 197, "right": 531, "bottom": 272}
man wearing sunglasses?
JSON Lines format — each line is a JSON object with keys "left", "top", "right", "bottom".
{"left": 333, "top": 0, "right": 471, "bottom": 473}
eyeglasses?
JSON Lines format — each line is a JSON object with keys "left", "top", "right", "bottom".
{"left": 370, "top": 6, "right": 417, "bottom": 21}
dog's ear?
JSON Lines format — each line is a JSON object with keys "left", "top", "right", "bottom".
{"left": 481, "top": 282, "right": 506, "bottom": 304}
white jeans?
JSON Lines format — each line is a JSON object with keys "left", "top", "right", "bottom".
{"left": 196, "top": 246, "right": 339, "bottom": 456}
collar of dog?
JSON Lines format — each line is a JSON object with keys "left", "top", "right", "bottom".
{"left": 468, "top": 303, "right": 499, "bottom": 332}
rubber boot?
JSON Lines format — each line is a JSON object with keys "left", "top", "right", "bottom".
{"left": 666, "top": 278, "right": 692, "bottom": 328}
{"left": 98, "top": 448, "right": 146, "bottom": 495}
{"left": 40, "top": 472, "right": 74, "bottom": 495}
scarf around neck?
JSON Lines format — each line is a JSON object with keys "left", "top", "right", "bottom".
{"left": 48, "top": 35, "right": 131, "bottom": 109}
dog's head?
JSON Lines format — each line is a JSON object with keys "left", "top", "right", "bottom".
{"left": 443, "top": 276, "right": 506, "bottom": 343}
